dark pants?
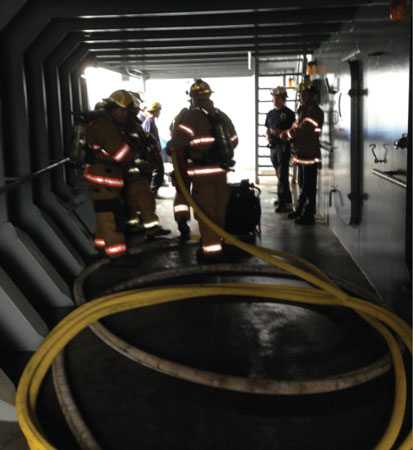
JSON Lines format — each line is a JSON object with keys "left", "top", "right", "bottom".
{"left": 296, "top": 164, "right": 318, "bottom": 218}
{"left": 150, "top": 150, "right": 165, "bottom": 194}
{"left": 270, "top": 144, "right": 292, "bottom": 205}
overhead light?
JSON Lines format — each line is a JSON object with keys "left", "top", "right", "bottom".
{"left": 390, "top": 0, "right": 407, "bottom": 21}
{"left": 341, "top": 49, "right": 360, "bottom": 62}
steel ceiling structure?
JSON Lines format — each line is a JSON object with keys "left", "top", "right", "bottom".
{"left": 82, "top": 0, "right": 391, "bottom": 78}
{"left": 1, "top": 0, "right": 391, "bottom": 80}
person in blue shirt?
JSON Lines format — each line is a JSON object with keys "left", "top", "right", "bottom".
{"left": 143, "top": 101, "right": 165, "bottom": 196}
{"left": 265, "top": 86, "right": 295, "bottom": 212}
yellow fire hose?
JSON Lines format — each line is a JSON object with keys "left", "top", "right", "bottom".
{"left": 15, "top": 152, "right": 412, "bottom": 450}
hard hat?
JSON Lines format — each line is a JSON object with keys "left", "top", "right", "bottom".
{"left": 187, "top": 79, "right": 213, "bottom": 98}
{"left": 148, "top": 101, "right": 162, "bottom": 112}
{"left": 297, "top": 77, "right": 318, "bottom": 93}
{"left": 104, "top": 90, "right": 135, "bottom": 110}
{"left": 270, "top": 86, "right": 288, "bottom": 98}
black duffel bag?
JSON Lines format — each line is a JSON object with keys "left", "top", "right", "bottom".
{"left": 225, "top": 179, "right": 261, "bottom": 236}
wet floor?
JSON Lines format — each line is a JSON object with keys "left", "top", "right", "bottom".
{"left": 8, "top": 180, "right": 413, "bottom": 449}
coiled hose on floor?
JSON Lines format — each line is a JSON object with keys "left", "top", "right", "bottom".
{"left": 15, "top": 152, "right": 412, "bottom": 450}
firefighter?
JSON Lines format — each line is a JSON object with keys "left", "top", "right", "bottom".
{"left": 280, "top": 78, "right": 324, "bottom": 225}
{"left": 265, "top": 86, "right": 295, "bottom": 212}
{"left": 167, "top": 79, "right": 238, "bottom": 262}
{"left": 123, "top": 92, "right": 150, "bottom": 232}
{"left": 84, "top": 90, "right": 169, "bottom": 262}
{"left": 122, "top": 91, "right": 170, "bottom": 239}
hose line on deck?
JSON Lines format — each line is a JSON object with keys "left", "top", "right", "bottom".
{"left": 14, "top": 284, "right": 413, "bottom": 450}
{"left": 15, "top": 152, "right": 412, "bottom": 450}
{"left": 72, "top": 263, "right": 397, "bottom": 397}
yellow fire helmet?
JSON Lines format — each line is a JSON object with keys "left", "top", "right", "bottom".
{"left": 297, "top": 77, "right": 317, "bottom": 93}
{"left": 148, "top": 101, "right": 162, "bottom": 112}
{"left": 104, "top": 90, "right": 136, "bottom": 110}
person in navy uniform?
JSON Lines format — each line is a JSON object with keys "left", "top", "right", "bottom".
{"left": 265, "top": 86, "right": 295, "bottom": 212}
{"left": 142, "top": 101, "right": 165, "bottom": 196}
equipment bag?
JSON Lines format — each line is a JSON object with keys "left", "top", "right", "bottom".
{"left": 201, "top": 108, "right": 235, "bottom": 169}
{"left": 225, "top": 179, "right": 261, "bottom": 236}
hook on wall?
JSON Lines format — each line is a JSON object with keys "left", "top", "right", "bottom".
{"left": 369, "top": 143, "right": 379, "bottom": 163}
{"left": 369, "top": 143, "right": 387, "bottom": 163}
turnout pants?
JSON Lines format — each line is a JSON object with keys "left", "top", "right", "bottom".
{"left": 123, "top": 173, "right": 159, "bottom": 230}
{"left": 173, "top": 191, "right": 191, "bottom": 222}
{"left": 191, "top": 172, "right": 230, "bottom": 252}
{"left": 85, "top": 163, "right": 126, "bottom": 259}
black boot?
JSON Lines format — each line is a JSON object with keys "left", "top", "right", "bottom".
{"left": 275, "top": 204, "right": 288, "bottom": 213}
{"left": 295, "top": 214, "right": 315, "bottom": 225}
{"left": 288, "top": 210, "right": 301, "bottom": 220}
{"left": 177, "top": 220, "right": 190, "bottom": 242}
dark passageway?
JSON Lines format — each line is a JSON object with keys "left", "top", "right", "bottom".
{"left": 0, "top": 1, "right": 411, "bottom": 449}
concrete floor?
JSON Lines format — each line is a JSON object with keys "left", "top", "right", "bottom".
{"left": 2, "top": 179, "right": 412, "bottom": 449}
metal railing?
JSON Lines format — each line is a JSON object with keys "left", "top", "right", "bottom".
{"left": 0, "top": 157, "right": 71, "bottom": 195}
{"left": 371, "top": 168, "right": 407, "bottom": 189}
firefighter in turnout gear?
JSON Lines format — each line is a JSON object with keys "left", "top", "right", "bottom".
{"left": 281, "top": 78, "right": 324, "bottom": 225}
{"left": 122, "top": 92, "right": 167, "bottom": 235}
{"left": 167, "top": 79, "right": 238, "bottom": 262}
{"left": 84, "top": 90, "right": 169, "bottom": 261}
